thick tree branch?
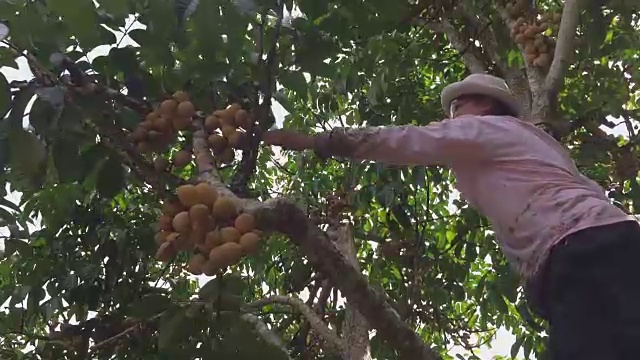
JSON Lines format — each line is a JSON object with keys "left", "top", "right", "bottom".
{"left": 243, "top": 199, "right": 442, "bottom": 360}
{"left": 192, "top": 116, "right": 232, "bottom": 195}
{"left": 546, "top": 0, "right": 585, "bottom": 95}
{"left": 248, "top": 295, "right": 347, "bottom": 355}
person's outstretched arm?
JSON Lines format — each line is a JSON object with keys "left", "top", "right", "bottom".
{"left": 263, "top": 116, "right": 507, "bottom": 167}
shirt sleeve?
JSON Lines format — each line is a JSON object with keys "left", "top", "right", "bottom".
{"left": 313, "top": 116, "right": 505, "bottom": 166}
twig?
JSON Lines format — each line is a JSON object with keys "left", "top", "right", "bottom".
{"left": 88, "top": 311, "right": 165, "bottom": 354}
{"left": 433, "top": 19, "right": 487, "bottom": 73}
{"left": 247, "top": 295, "right": 347, "bottom": 355}
{"left": 115, "top": 15, "right": 140, "bottom": 48}
{"left": 230, "top": 1, "right": 285, "bottom": 195}
{"left": 545, "top": 0, "right": 585, "bottom": 95}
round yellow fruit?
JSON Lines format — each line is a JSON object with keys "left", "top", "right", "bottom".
{"left": 159, "top": 99, "right": 178, "bottom": 117}
{"left": 207, "top": 242, "right": 244, "bottom": 271}
{"left": 205, "top": 229, "right": 224, "bottom": 248}
{"left": 208, "top": 134, "right": 227, "bottom": 153}
{"left": 205, "top": 115, "right": 220, "bottom": 131}
{"left": 173, "top": 90, "right": 190, "bottom": 103}
{"left": 234, "top": 213, "right": 256, "bottom": 234}
{"left": 154, "top": 157, "right": 170, "bottom": 172}
{"left": 239, "top": 232, "right": 261, "bottom": 254}
{"left": 173, "top": 150, "right": 192, "bottom": 168}
{"left": 172, "top": 211, "right": 191, "bottom": 233}
{"left": 234, "top": 109, "right": 250, "bottom": 129}
{"left": 220, "top": 226, "right": 241, "bottom": 243}
{"left": 219, "top": 147, "right": 235, "bottom": 164}
{"left": 131, "top": 127, "right": 148, "bottom": 142}
{"left": 227, "top": 131, "right": 244, "bottom": 148}
{"left": 189, "top": 222, "right": 208, "bottom": 245}
{"left": 145, "top": 111, "right": 160, "bottom": 122}
{"left": 177, "top": 184, "right": 200, "bottom": 207}
{"left": 176, "top": 101, "right": 196, "bottom": 118}
{"left": 221, "top": 125, "right": 237, "bottom": 139}
{"left": 211, "top": 197, "right": 237, "bottom": 220}
{"left": 187, "top": 253, "right": 207, "bottom": 275}
{"left": 195, "top": 182, "right": 218, "bottom": 208}
{"left": 173, "top": 116, "right": 192, "bottom": 131}
{"left": 189, "top": 203, "right": 210, "bottom": 224}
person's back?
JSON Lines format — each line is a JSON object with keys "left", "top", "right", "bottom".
{"left": 262, "top": 73, "right": 640, "bottom": 360}
{"left": 449, "top": 115, "right": 632, "bottom": 278}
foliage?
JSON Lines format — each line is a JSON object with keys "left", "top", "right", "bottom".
{"left": 0, "top": 0, "right": 638, "bottom": 359}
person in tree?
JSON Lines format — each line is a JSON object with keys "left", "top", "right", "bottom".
{"left": 262, "top": 73, "right": 640, "bottom": 360}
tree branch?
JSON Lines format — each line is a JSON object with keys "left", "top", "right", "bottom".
{"left": 241, "top": 198, "right": 442, "bottom": 360}
{"left": 248, "top": 295, "right": 346, "bottom": 355}
{"left": 230, "top": 2, "right": 285, "bottom": 196}
{"left": 240, "top": 313, "right": 293, "bottom": 359}
{"left": 431, "top": 19, "right": 487, "bottom": 73}
{"left": 546, "top": 0, "right": 585, "bottom": 95}
{"left": 456, "top": 6, "right": 506, "bottom": 73}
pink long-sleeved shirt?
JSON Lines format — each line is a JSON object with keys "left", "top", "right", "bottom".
{"left": 314, "top": 115, "right": 634, "bottom": 280}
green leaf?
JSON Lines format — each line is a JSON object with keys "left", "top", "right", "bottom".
{"left": 95, "top": 156, "right": 126, "bottom": 198}
{"left": 99, "top": 0, "right": 129, "bottom": 18}
{"left": 0, "top": 48, "right": 18, "bottom": 70}
{"left": 46, "top": 0, "right": 100, "bottom": 48}
{"left": 7, "top": 127, "right": 46, "bottom": 175}
{"left": 158, "top": 308, "right": 190, "bottom": 350}
{"left": 127, "top": 294, "right": 172, "bottom": 319}
{"left": 52, "top": 138, "right": 83, "bottom": 183}
{"left": 3, "top": 238, "right": 32, "bottom": 257}
{"left": 0, "top": 72, "right": 10, "bottom": 119}
{"left": 280, "top": 70, "right": 308, "bottom": 98}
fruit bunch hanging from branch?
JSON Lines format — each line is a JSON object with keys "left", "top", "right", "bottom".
{"left": 121, "top": 87, "right": 266, "bottom": 275}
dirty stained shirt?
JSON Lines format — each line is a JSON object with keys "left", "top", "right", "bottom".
{"left": 313, "top": 115, "right": 634, "bottom": 280}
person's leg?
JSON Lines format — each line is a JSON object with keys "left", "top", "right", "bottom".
{"left": 609, "top": 223, "right": 640, "bottom": 359}
{"left": 543, "top": 221, "right": 640, "bottom": 360}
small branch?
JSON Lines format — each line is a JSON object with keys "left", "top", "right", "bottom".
{"left": 230, "top": 2, "right": 285, "bottom": 196}
{"left": 545, "top": 0, "right": 585, "bottom": 95}
{"left": 248, "top": 295, "right": 347, "bottom": 355}
{"left": 433, "top": 19, "right": 487, "bottom": 73}
{"left": 81, "top": 114, "right": 182, "bottom": 197}
{"left": 240, "top": 313, "right": 293, "bottom": 359}
{"left": 457, "top": 5, "right": 507, "bottom": 74}
{"left": 89, "top": 311, "right": 165, "bottom": 354}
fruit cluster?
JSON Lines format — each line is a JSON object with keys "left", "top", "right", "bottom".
{"left": 127, "top": 91, "right": 195, "bottom": 157}
{"left": 154, "top": 182, "right": 263, "bottom": 275}
{"left": 503, "top": 0, "right": 562, "bottom": 68}
{"left": 204, "top": 103, "right": 255, "bottom": 166}
{"left": 510, "top": 12, "right": 561, "bottom": 68}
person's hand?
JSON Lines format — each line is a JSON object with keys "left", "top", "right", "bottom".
{"left": 262, "top": 129, "right": 314, "bottom": 151}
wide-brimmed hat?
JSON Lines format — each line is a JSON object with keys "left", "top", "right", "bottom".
{"left": 441, "top": 73, "right": 521, "bottom": 117}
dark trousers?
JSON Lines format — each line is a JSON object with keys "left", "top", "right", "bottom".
{"left": 532, "top": 220, "right": 640, "bottom": 360}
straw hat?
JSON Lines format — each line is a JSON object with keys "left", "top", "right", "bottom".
{"left": 441, "top": 73, "right": 521, "bottom": 117}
